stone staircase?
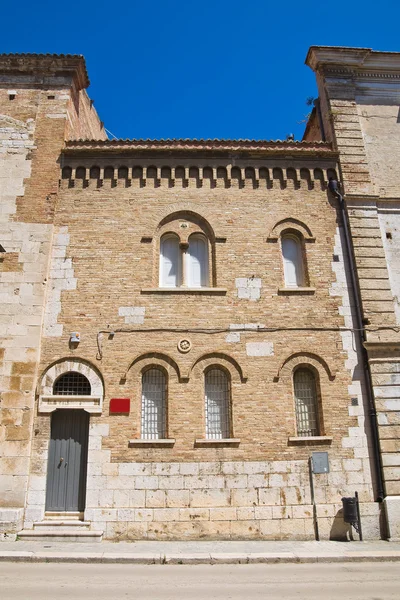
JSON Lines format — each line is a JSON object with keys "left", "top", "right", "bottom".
{"left": 18, "top": 513, "right": 103, "bottom": 542}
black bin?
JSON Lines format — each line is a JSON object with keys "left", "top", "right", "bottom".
{"left": 342, "top": 496, "right": 358, "bottom": 523}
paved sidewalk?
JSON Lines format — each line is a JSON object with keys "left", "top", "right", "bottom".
{"left": 1, "top": 539, "right": 400, "bottom": 564}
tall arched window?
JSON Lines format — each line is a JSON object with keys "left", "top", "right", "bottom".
{"left": 141, "top": 368, "right": 166, "bottom": 439}
{"left": 160, "top": 234, "right": 181, "bottom": 288}
{"left": 186, "top": 234, "right": 209, "bottom": 287}
{"left": 205, "top": 368, "right": 231, "bottom": 439}
{"left": 293, "top": 368, "right": 319, "bottom": 437}
{"left": 281, "top": 234, "right": 305, "bottom": 287}
{"left": 53, "top": 372, "right": 91, "bottom": 396}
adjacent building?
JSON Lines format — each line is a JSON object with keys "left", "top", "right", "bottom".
{"left": 0, "top": 47, "right": 399, "bottom": 542}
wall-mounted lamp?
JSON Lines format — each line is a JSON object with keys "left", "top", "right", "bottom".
{"left": 70, "top": 332, "right": 80, "bottom": 343}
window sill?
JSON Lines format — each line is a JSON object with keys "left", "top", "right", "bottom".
{"left": 194, "top": 438, "right": 240, "bottom": 446}
{"left": 141, "top": 287, "right": 227, "bottom": 295}
{"left": 288, "top": 436, "right": 332, "bottom": 445}
{"left": 128, "top": 439, "right": 175, "bottom": 447}
{"left": 278, "top": 287, "right": 316, "bottom": 295}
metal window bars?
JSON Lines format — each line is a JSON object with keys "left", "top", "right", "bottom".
{"left": 53, "top": 372, "right": 91, "bottom": 396}
{"left": 205, "top": 369, "right": 230, "bottom": 439}
{"left": 141, "top": 368, "right": 166, "bottom": 439}
{"left": 294, "top": 368, "right": 318, "bottom": 436}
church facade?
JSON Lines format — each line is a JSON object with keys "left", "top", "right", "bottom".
{"left": 0, "top": 47, "right": 399, "bottom": 542}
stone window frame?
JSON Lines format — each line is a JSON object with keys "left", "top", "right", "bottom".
{"left": 275, "top": 352, "right": 334, "bottom": 445}
{"left": 203, "top": 365, "right": 232, "bottom": 441}
{"left": 141, "top": 209, "right": 227, "bottom": 295}
{"left": 159, "top": 230, "right": 210, "bottom": 289}
{"left": 281, "top": 230, "right": 308, "bottom": 288}
{"left": 267, "top": 218, "right": 316, "bottom": 295}
{"left": 125, "top": 353, "right": 178, "bottom": 447}
{"left": 191, "top": 354, "right": 243, "bottom": 447}
{"left": 38, "top": 358, "right": 104, "bottom": 414}
{"left": 292, "top": 364, "right": 322, "bottom": 438}
{"left": 140, "top": 365, "right": 168, "bottom": 441}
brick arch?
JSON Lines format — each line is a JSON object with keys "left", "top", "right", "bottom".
{"left": 267, "top": 218, "right": 315, "bottom": 242}
{"left": 154, "top": 203, "right": 226, "bottom": 239}
{"left": 123, "top": 352, "right": 181, "bottom": 382}
{"left": 38, "top": 357, "right": 104, "bottom": 397}
{"left": 275, "top": 352, "right": 335, "bottom": 382}
{"left": 187, "top": 351, "right": 247, "bottom": 383}
{"left": 157, "top": 208, "right": 216, "bottom": 240}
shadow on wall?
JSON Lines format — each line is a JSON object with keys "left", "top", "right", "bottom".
{"left": 329, "top": 508, "right": 353, "bottom": 540}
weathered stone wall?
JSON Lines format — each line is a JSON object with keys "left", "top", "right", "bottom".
{"left": 0, "top": 55, "right": 104, "bottom": 536}
{"left": 0, "top": 97, "right": 52, "bottom": 533}
{"left": 358, "top": 102, "right": 400, "bottom": 199}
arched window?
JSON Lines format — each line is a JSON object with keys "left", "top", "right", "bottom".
{"left": 186, "top": 234, "right": 209, "bottom": 287}
{"left": 53, "top": 372, "right": 91, "bottom": 396}
{"left": 160, "top": 234, "right": 181, "bottom": 288}
{"left": 293, "top": 368, "right": 319, "bottom": 437}
{"left": 205, "top": 368, "right": 231, "bottom": 439}
{"left": 281, "top": 234, "right": 305, "bottom": 287}
{"left": 141, "top": 368, "right": 166, "bottom": 439}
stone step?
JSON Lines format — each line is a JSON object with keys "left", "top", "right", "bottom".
{"left": 33, "top": 520, "right": 91, "bottom": 531}
{"left": 45, "top": 511, "right": 84, "bottom": 520}
{"left": 17, "top": 529, "right": 103, "bottom": 543}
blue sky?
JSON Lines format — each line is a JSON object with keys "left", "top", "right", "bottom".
{"left": 2, "top": 1, "right": 400, "bottom": 140}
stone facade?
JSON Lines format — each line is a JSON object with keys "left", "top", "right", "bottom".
{"left": 0, "top": 47, "right": 398, "bottom": 541}
{"left": 305, "top": 46, "right": 400, "bottom": 539}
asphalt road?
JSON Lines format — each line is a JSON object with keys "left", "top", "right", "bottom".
{"left": 0, "top": 562, "right": 399, "bottom": 599}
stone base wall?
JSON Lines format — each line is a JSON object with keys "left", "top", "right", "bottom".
{"left": 0, "top": 508, "right": 23, "bottom": 538}
{"left": 84, "top": 457, "right": 379, "bottom": 541}
{"left": 23, "top": 419, "right": 381, "bottom": 541}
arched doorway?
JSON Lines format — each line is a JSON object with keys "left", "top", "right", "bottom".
{"left": 45, "top": 372, "right": 91, "bottom": 512}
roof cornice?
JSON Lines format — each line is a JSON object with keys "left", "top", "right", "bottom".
{"left": 306, "top": 46, "right": 400, "bottom": 78}
{"left": 0, "top": 53, "right": 89, "bottom": 90}
{"left": 63, "top": 138, "right": 335, "bottom": 157}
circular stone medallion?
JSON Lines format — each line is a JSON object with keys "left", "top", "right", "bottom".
{"left": 178, "top": 339, "right": 192, "bottom": 353}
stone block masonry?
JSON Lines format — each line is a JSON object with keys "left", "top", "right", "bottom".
{"left": 0, "top": 54, "right": 106, "bottom": 534}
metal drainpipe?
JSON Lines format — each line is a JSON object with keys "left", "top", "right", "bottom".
{"left": 328, "top": 178, "right": 385, "bottom": 502}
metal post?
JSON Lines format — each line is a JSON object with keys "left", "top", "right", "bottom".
{"left": 355, "top": 491, "right": 363, "bottom": 541}
{"left": 309, "top": 457, "right": 319, "bottom": 541}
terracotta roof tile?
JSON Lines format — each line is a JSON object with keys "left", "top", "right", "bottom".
{"left": 64, "top": 138, "right": 334, "bottom": 156}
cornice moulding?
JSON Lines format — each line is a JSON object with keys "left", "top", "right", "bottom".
{"left": 306, "top": 46, "right": 400, "bottom": 77}
{"left": 0, "top": 53, "right": 89, "bottom": 90}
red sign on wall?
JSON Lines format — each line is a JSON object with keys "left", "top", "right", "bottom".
{"left": 110, "top": 398, "right": 130, "bottom": 414}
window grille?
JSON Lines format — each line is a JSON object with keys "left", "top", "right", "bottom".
{"left": 294, "top": 368, "right": 318, "bottom": 436}
{"left": 53, "top": 372, "right": 91, "bottom": 396}
{"left": 205, "top": 369, "right": 230, "bottom": 439}
{"left": 141, "top": 368, "right": 166, "bottom": 439}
